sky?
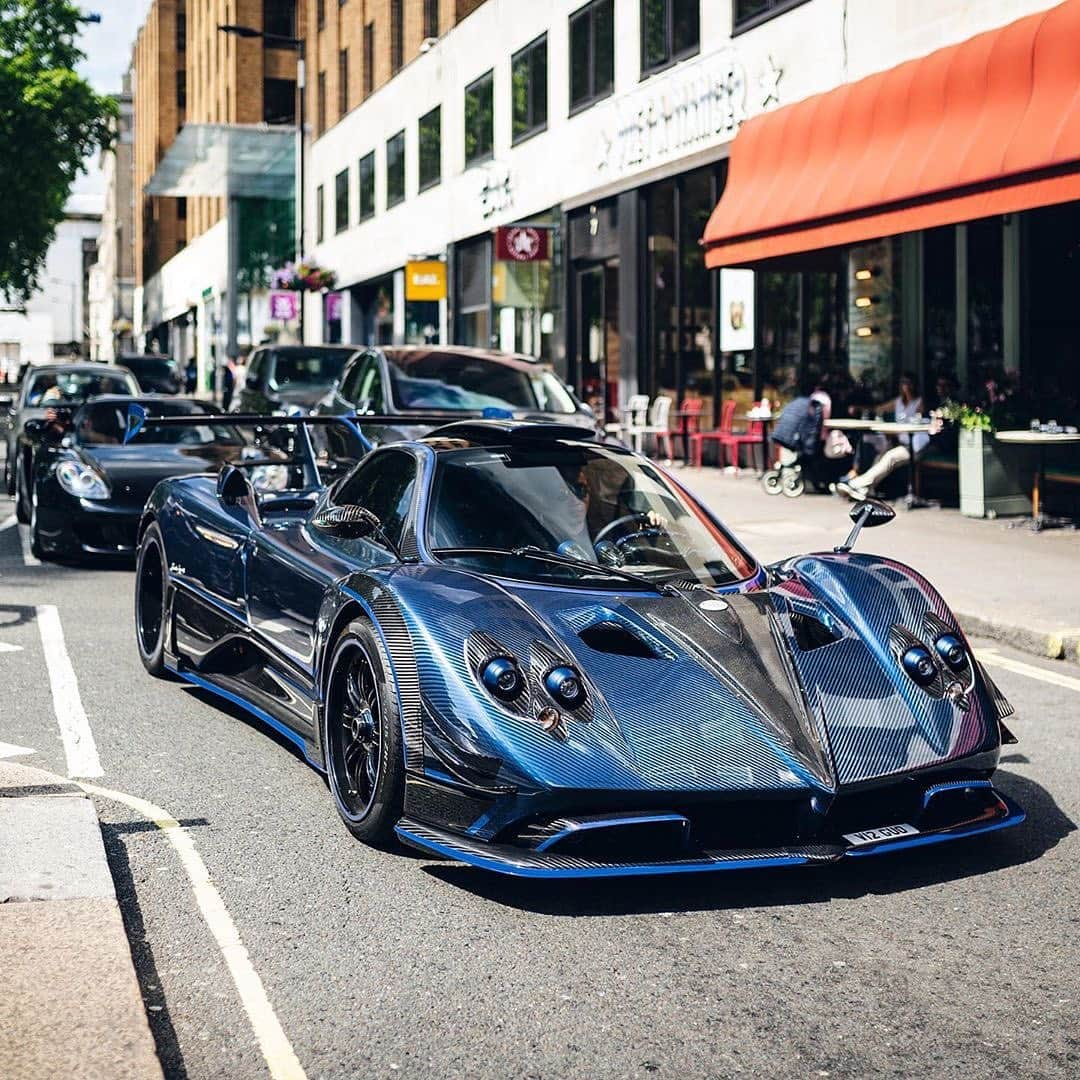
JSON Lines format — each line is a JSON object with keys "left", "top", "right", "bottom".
{"left": 70, "top": 0, "right": 154, "bottom": 205}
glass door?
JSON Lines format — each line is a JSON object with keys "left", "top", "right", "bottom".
{"left": 575, "top": 261, "right": 619, "bottom": 424}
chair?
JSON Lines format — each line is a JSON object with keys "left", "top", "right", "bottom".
{"left": 690, "top": 399, "right": 738, "bottom": 467}
{"left": 605, "top": 394, "right": 650, "bottom": 452}
{"left": 724, "top": 419, "right": 766, "bottom": 472}
{"left": 671, "top": 398, "right": 705, "bottom": 462}
{"left": 640, "top": 395, "right": 673, "bottom": 460}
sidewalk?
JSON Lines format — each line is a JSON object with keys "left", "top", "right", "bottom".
{"left": 680, "top": 467, "right": 1080, "bottom": 664}
{"left": 0, "top": 760, "right": 162, "bottom": 1080}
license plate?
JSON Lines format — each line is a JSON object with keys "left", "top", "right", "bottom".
{"left": 843, "top": 823, "right": 919, "bottom": 847}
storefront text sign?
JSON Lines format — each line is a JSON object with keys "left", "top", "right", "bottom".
{"left": 269, "top": 291, "right": 299, "bottom": 321}
{"left": 719, "top": 269, "right": 755, "bottom": 353}
{"left": 495, "top": 226, "right": 550, "bottom": 262}
{"left": 597, "top": 50, "right": 782, "bottom": 175}
{"left": 325, "top": 292, "right": 343, "bottom": 322}
{"left": 479, "top": 162, "right": 513, "bottom": 219}
{"left": 405, "top": 260, "right": 447, "bottom": 302}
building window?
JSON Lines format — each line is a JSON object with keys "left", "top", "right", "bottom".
{"left": 176, "top": 70, "right": 186, "bottom": 116}
{"left": 335, "top": 168, "right": 349, "bottom": 233}
{"left": 391, "top": 0, "right": 403, "bottom": 73}
{"left": 316, "top": 184, "right": 325, "bottom": 243}
{"left": 176, "top": 11, "right": 186, "bottom": 52}
{"left": 386, "top": 130, "right": 406, "bottom": 207}
{"left": 641, "top": 0, "right": 699, "bottom": 76}
{"left": 359, "top": 151, "right": 375, "bottom": 220}
{"left": 464, "top": 70, "right": 494, "bottom": 166}
{"left": 263, "top": 77, "right": 296, "bottom": 124}
{"left": 263, "top": 1, "right": 296, "bottom": 38}
{"left": 317, "top": 0, "right": 326, "bottom": 31}
{"left": 418, "top": 106, "right": 441, "bottom": 191}
{"left": 363, "top": 22, "right": 374, "bottom": 97}
{"left": 317, "top": 71, "right": 326, "bottom": 134}
{"left": 511, "top": 34, "right": 547, "bottom": 144}
{"left": 338, "top": 48, "right": 349, "bottom": 116}
{"left": 732, "top": 0, "right": 811, "bottom": 34}
{"left": 569, "top": 0, "right": 614, "bottom": 114}
{"left": 423, "top": 0, "right": 438, "bottom": 39}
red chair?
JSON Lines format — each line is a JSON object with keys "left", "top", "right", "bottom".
{"left": 670, "top": 397, "right": 704, "bottom": 461}
{"left": 690, "top": 400, "right": 738, "bottom": 467}
{"left": 723, "top": 419, "right": 765, "bottom": 472}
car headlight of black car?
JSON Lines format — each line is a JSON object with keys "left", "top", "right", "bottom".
{"left": 56, "top": 460, "right": 110, "bottom": 501}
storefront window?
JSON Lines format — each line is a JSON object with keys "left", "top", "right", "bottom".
{"left": 967, "top": 218, "right": 1004, "bottom": 385}
{"left": 923, "top": 225, "right": 956, "bottom": 402}
{"left": 455, "top": 235, "right": 491, "bottom": 347}
{"left": 493, "top": 213, "right": 562, "bottom": 364}
{"left": 648, "top": 179, "right": 678, "bottom": 400}
{"left": 757, "top": 273, "right": 800, "bottom": 405}
{"left": 680, "top": 166, "right": 716, "bottom": 418}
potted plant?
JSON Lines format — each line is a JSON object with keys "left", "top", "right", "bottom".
{"left": 937, "top": 384, "right": 1032, "bottom": 519}
{"left": 270, "top": 260, "right": 338, "bottom": 292}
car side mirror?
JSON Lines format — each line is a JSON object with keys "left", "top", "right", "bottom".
{"left": 217, "top": 464, "right": 252, "bottom": 506}
{"left": 311, "top": 504, "right": 380, "bottom": 540}
{"left": 23, "top": 418, "right": 45, "bottom": 437}
{"left": 836, "top": 496, "right": 895, "bottom": 552}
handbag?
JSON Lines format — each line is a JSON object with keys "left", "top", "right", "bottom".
{"left": 823, "top": 429, "right": 853, "bottom": 459}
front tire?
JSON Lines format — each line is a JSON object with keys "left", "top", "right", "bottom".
{"left": 135, "top": 522, "right": 172, "bottom": 678}
{"left": 29, "top": 491, "right": 46, "bottom": 560}
{"left": 324, "top": 620, "right": 404, "bottom": 846}
{"left": 15, "top": 455, "right": 30, "bottom": 523}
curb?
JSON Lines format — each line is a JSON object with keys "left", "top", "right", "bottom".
{"left": 0, "top": 760, "right": 163, "bottom": 1080}
{"left": 956, "top": 611, "right": 1080, "bottom": 666}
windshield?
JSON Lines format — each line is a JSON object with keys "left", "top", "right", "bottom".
{"left": 387, "top": 352, "right": 577, "bottom": 414}
{"left": 25, "top": 370, "right": 137, "bottom": 406}
{"left": 74, "top": 401, "right": 245, "bottom": 446}
{"left": 271, "top": 349, "right": 350, "bottom": 389}
{"left": 122, "top": 357, "right": 176, "bottom": 380}
{"left": 427, "top": 444, "right": 755, "bottom": 588}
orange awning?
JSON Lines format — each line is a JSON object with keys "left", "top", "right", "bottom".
{"left": 703, "top": 0, "right": 1080, "bottom": 267}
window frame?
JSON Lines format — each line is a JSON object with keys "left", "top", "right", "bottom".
{"left": 363, "top": 22, "right": 374, "bottom": 98}
{"left": 317, "top": 70, "right": 327, "bottom": 135}
{"left": 417, "top": 105, "right": 442, "bottom": 192}
{"left": 338, "top": 47, "right": 349, "bottom": 117}
{"left": 358, "top": 150, "right": 376, "bottom": 221}
{"left": 316, "top": 184, "right": 325, "bottom": 244}
{"left": 331, "top": 447, "right": 418, "bottom": 554}
{"left": 568, "top": 0, "right": 615, "bottom": 117}
{"left": 423, "top": 0, "right": 439, "bottom": 40}
{"left": 463, "top": 69, "right": 495, "bottom": 168}
{"left": 511, "top": 33, "right": 548, "bottom": 146}
{"left": 334, "top": 167, "right": 349, "bottom": 234}
{"left": 732, "top": 0, "right": 812, "bottom": 37}
{"left": 391, "top": 0, "right": 404, "bottom": 73}
{"left": 385, "top": 129, "right": 406, "bottom": 209}
{"left": 640, "top": 0, "right": 700, "bottom": 79}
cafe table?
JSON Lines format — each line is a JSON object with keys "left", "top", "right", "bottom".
{"left": 825, "top": 418, "right": 937, "bottom": 509}
{"left": 994, "top": 430, "right": 1080, "bottom": 531}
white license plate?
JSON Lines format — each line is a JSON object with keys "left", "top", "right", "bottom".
{"left": 843, "top": 822, "right": 919, "bottom": 847}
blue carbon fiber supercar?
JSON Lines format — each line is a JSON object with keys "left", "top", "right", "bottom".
{"left": 132, "top": 413, "right": 1024, "bottom": 878}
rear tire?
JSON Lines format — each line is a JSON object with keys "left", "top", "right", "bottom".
{"left": 135, "top": 522, "right": 172, "bottom": 678}
{"left": 324, "top": 620, "right": 405, "bottom": 846}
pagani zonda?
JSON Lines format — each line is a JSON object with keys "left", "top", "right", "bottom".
{"left": 24, "top": 397, "right": 293, "bottom": 561}
{"left": 133, "top": 413, "right": 1023, "bottom": 878}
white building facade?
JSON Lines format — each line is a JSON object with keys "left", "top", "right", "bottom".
{"left": 303, "top": 0, "right": 1062, "bottom": 419}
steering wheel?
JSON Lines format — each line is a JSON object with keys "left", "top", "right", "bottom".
{"left": 594, "top": 511, "right": 670, "bottom": 549}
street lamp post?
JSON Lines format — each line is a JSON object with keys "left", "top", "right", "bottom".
{"left": 217, "top": 22, "right": 307, "bottom": 360}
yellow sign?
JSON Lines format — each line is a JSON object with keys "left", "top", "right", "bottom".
{"left": 405, "top": 260, "right": 447, "bottom": 301}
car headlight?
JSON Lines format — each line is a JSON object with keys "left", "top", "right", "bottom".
{"left": 901, "top": 645, "right": 937, "bottom": 686}
{"left": 544, "top": 665, "right": 586, "bottom": 709}
{"left": 934, "top": 633, "right": 967, "bottom": 671}
{"left": 481, "top": 656, "right": 525, "bottom": 702}
{"left": 56, "top": 460, "right": 110, "bottom": 501}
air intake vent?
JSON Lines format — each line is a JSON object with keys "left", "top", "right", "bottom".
{"left": 790, "top": 612, "right": 841, "bottom": 651}
{"left": 578, "top": 621, "right": 660, "bottom": 659}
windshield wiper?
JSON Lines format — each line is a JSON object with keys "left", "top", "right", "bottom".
{"left": 432, "top": 545, "right": 679, "bottom": 595}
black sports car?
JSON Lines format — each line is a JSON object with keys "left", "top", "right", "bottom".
{"left": 132, "top": 413, "right": 1023, "bottom": 878}
{"left": 5, "top": 363, "right": 141, "bottom": 522}
{"left": 23, "top": 396, "right": 292, "bottom": 561}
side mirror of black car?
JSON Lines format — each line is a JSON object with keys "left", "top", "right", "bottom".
{"left": 836, "top": 496, "right": 895, "bottom": 553}
{"left": 311, "top": 504, "right": 381, "bottom": 540}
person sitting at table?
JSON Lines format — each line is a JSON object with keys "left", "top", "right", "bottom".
{"left": 836, "top": 373, "right": 939, "bottom": 500}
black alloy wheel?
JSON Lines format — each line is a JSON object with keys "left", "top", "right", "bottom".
{"left": 135, "top": 522, "right": 172, "bottom": 678}
{"left": 15, "top": 454, "right": 31, "bottom": 524}
{"left": 324, "top": 621, "right": 404, "bottom": 845}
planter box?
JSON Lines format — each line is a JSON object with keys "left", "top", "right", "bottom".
{"left": 958, "top": 427, "right": 1032, "bottom": 518}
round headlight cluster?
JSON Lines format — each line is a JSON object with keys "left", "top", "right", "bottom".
{"left": 901, "top": 645, "right": 937, "bottom": 686}
{"left": 934, "top": 633, "right": 967, "bottom": 671}
{"left": 481, "top": 656, "right": 524, "bottom": 702}
{"left": 544, "top": 666, "right": 586, "bottom": 709}
{"left": 56, "top": 460, "right": 109, "bottom": 501}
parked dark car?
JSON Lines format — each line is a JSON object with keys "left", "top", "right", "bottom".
{"left": 23, "top": 396, "right": 293, "bottom": 561}
{"left": 117, "top": 353, "right": 183, "bottom": 395}
{"left": 234, "top": 344, "right": 359, "bottom": 414}
{"left": 316, "top": 345, "right": 595, "bottom": 445}
{"left": 4, "top": 363, "right": 141, "bottom": 521}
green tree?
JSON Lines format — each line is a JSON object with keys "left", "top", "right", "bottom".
{"left": 0, "top": 0, "right": 117, "bottom": 303}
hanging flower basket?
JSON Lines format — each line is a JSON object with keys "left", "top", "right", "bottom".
{"left": 270, "top": 260, "right": 337, "bottom": 292}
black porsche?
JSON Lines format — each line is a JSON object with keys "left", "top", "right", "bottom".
{"left": 24, "top": 396, "right": 288, "bottom": 561}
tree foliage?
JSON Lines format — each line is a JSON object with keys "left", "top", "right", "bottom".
{"left": 0, "top": 0, "right": 117, "bottom": 303}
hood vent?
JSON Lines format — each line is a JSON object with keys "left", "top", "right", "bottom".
{"left": 790, "top": 611, "right": 841, "bottom": 652}
{"left": 578, "top": 620, "right": 661, "bottom": 659}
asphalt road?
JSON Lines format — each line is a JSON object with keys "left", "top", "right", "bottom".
{"left": 1, "top": 495, "right": 1078, "bottom": 1079}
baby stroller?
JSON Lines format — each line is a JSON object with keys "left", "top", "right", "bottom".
{"left": 761, "top": 396, "right": 825, "bottom": 498}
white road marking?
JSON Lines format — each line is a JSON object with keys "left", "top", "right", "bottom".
{"left": 977, "top": 649, "right": 1080, "bottom": 694}
{"left": 18, "top": 524, "right": 41, "bottom": 566}
{"left": 35, "top": 604, "right": 103, "bottom": 778}
{"left": 79, "top": 783, "right": 308, "bottom": 1080}
{"left": 0, "top": 741, "right": 34, "bottom": 759}
{"left": 0, "top": 641, "right": 24, "bottom": 653}
{"left": 0, "top": 514, "right": 17, "bottom": 532}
